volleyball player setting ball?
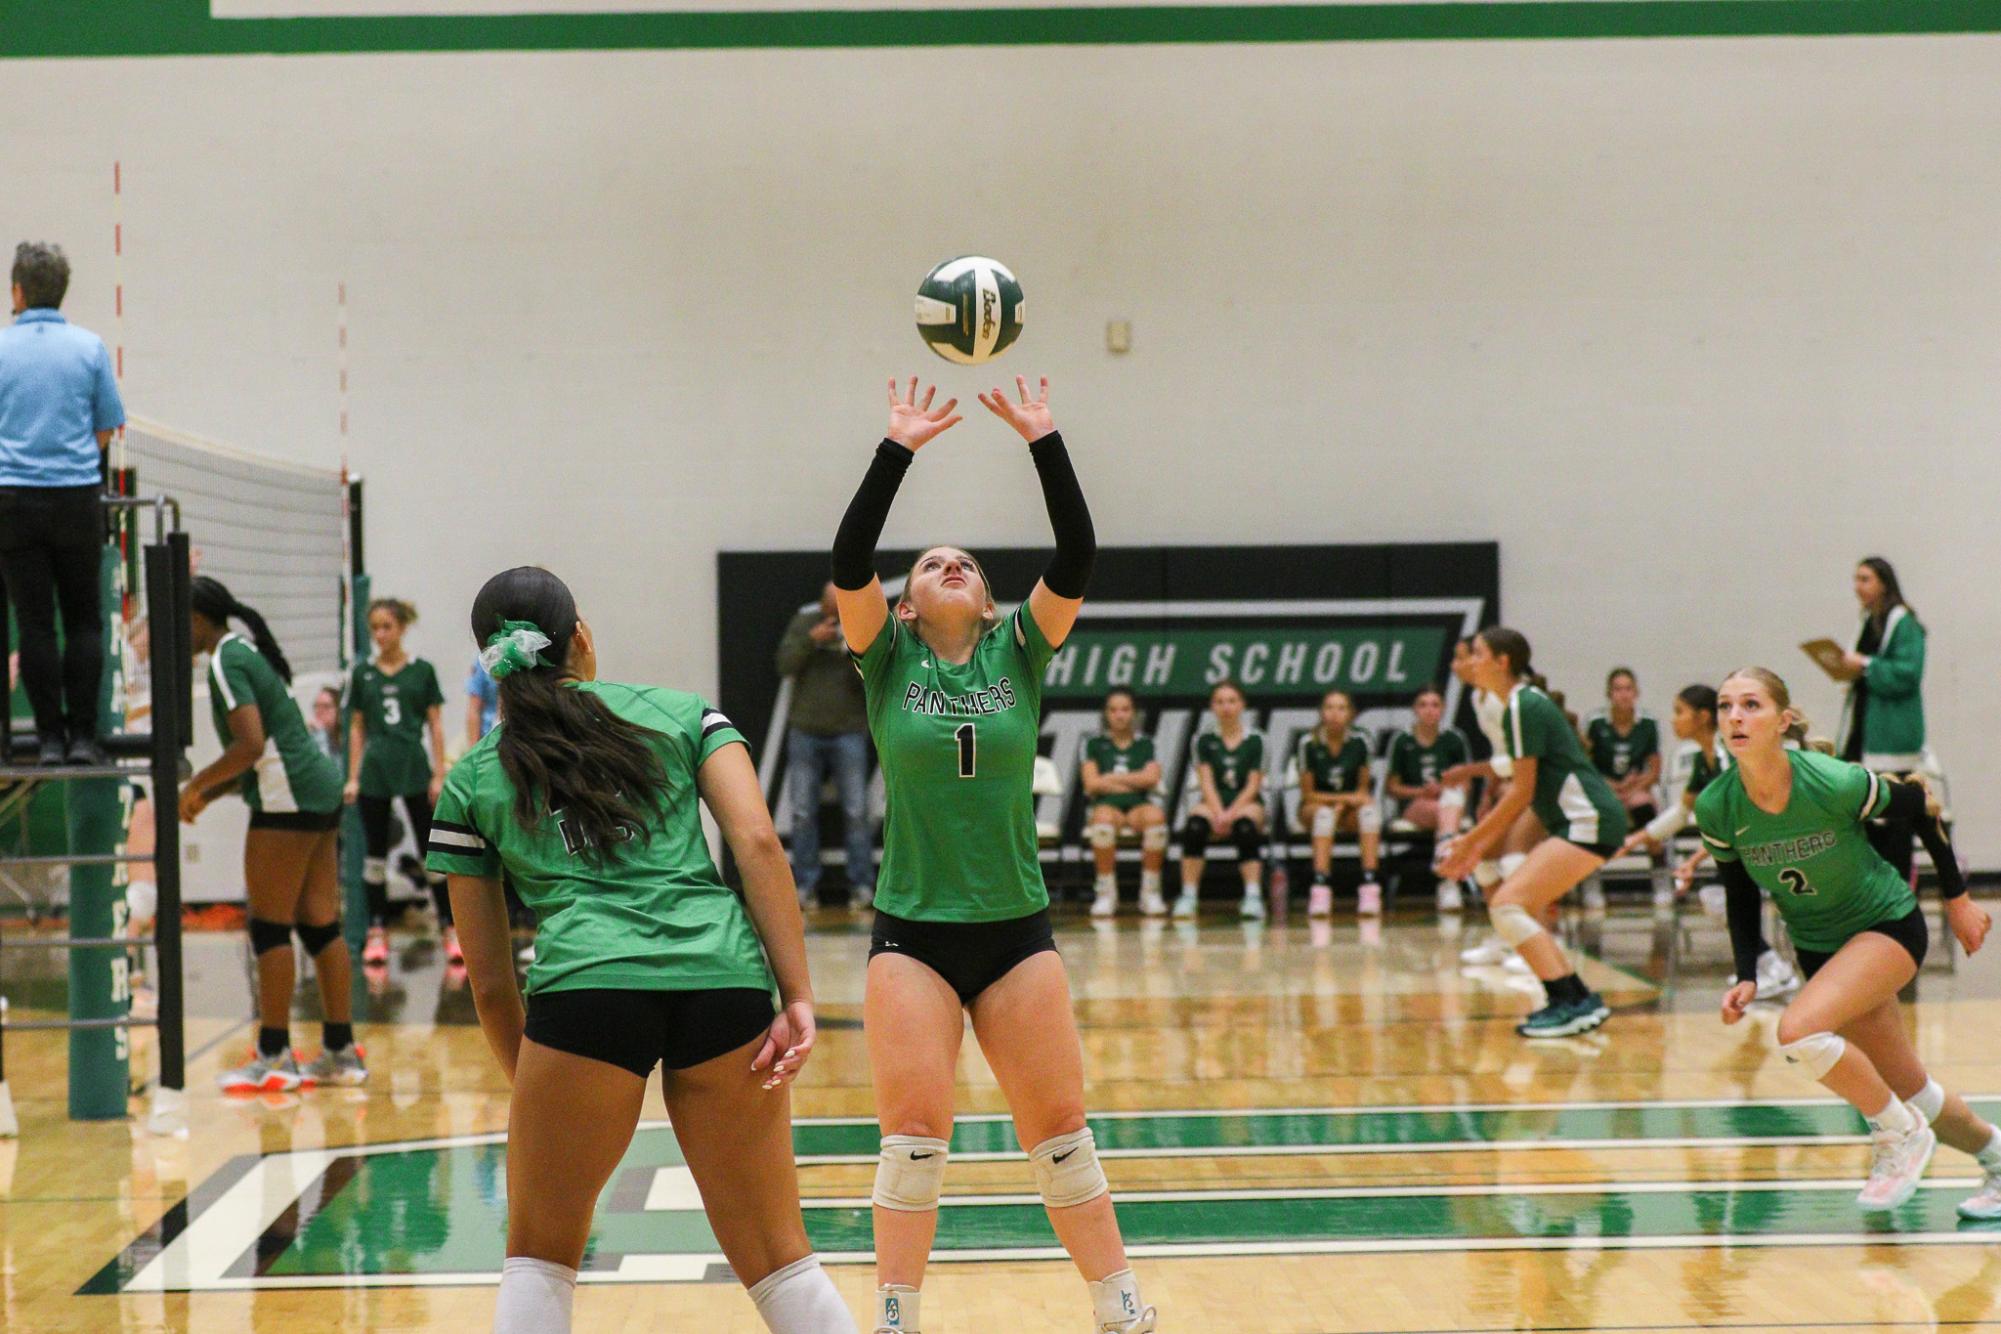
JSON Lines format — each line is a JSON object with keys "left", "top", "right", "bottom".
{"left": 427, "top": 568, "right": 852, "bottom": 1333}
{"left": 832, "top": 377, "right": 1156, "bottom": 1334}
{"left": 1698, "top": 667, "right": 2001, "bottom": 1215}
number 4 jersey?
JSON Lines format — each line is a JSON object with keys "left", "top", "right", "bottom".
{"left": 1694, "top": 748, "right": 1913, "bottom": 954}
{"left": 853, "top": 605, "right": 1055, "bottom": 923}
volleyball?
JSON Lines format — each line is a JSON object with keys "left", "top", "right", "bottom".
{"left": 914, "top": 255, "right": 1025, "bottom": 365}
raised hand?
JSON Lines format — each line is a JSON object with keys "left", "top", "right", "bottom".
{"left": 979, "top": 375, "right": 1056, "bottom": 444}
{"left": 886, "top": 376, "right": 961, "bottom": 451}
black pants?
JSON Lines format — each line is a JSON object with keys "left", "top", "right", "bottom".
{"left": 0, "top": 485, "right": 105, "bottom": 745}
{"left": 358, "top": 791, "right": 450, "bottom": 926}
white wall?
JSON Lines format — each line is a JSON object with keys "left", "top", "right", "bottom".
{"left": 5, "top": 36, "right": 1997, "bottom": 857}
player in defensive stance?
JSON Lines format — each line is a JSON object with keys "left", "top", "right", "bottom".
{"left": 1295, "top": 689, "right": 1381, "bottom": 917}
{"left": 1174, "top": 680, "right": 1269, "bottom": 921}
{"left": 429, "top": 567, "right": 850, "bottom": 1334}
{"left": 1699, "top": 667, "right": 2000, "bottom": 1215}
{"left": 1440, "top": 628, "right": 1626, "bottom": 1036}
{"left": 1081, "top": 687, "right": 1168, "bottom": 918}
{"left": 833, "top": 377, "right": 1155, "bottom": 1334}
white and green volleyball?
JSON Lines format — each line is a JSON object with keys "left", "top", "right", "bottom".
{"left": 914, "top": 256, "right": 1025, "bottom": 365}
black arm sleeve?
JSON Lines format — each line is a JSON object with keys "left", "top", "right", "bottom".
{"left": 1880, "top": 778, "right": 1969, "bottom": 900}
{"left": 830, "top": 440, "right": 914, "bottom": 591}
{"left": 1720, "top": 858, "right": 1766, "bottom": 985}
{"left": 1028, "top": 431, "right": 1095, "bottom": 600}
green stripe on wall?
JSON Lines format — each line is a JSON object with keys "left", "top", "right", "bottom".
{"left": 9, "top": 0, "right": 2001, "bottom": 58}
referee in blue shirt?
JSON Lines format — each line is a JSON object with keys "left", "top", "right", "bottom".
{"left": 0, "top": 242, "right": 124, "bottom": 766}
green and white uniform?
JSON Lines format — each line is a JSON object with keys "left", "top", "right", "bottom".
{"left": 1083, "top": 733, "right": 1159, "bottom": 813}
{"left": 345, "top": 657, "right": 445, "bottom": 798}
{"left": 1387, "top": 726, "right": 1472, "bottom": 791}
{"left": 208, "top": 633, "right": 343, "bottom": 814}
{"left": 853, "top": 606, "right": 1056, "bottom": 924}
{"left": 1501, "top": 683, "right": 1628, "bottom": 849}
{"left": 1297, "top": 731, "right": 1369, "bottom": 796}
{"left": 1586, "top": 710, "right": 1661, "bottom": 783}
{"left": 1195, "top": 728, "right": 1266, "bottom": 807}
{"left": 1694, "top": 750, "right": 1910, "bottom": 954}
{"left": 424, "top": 682, "right": 771, "bottom": 996}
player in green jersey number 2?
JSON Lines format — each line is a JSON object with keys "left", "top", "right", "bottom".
{"left": 1440, "top": 628, "right": 1627, "bottom": 1038}
{"left": 178, "top": 579, "right": 361, "bottom": 1094}
{"left": 428, "top": 568, "right": 852, "bottom": 1334}
{"left": 832, "top": 377, "right": 1155, "bottom": 1334}
{"left": 1080, "top": 688, "right": 1169, "bottom": 919}
{"left": 1700, "top": 667, "right": 2001, "bottom": 1217}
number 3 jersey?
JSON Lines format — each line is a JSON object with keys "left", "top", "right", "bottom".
{"left": 853, "top": 606, "right": 1055, "bottom": 923}
{"left": 344, "top": 657, "right": 444, "bottom": 799}
{"left": 425, "top": 681, "right": 773, "bottom": 997}
{"left": 1694, "top": 748, "right": 1912, "bottom": 953}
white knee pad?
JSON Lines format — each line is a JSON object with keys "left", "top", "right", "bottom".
{"left": 1498, "top": 852, "right": 1528, "bottom": 880}
{"left": 1140, "top": 824, "right": 1168, "bottom": 852}
{"left": 1473, "top": 859, "right": 1502, "bottom": 890}
{"left": 1357, "top": 804, "right": 1382, "bottom": 836}
{"left": 1909, "top": 1078, "right": 1946, "bottom": 1124}
{"left": 1028, "top": 1127, "right": 1109, "bottom": 1209}
{"left": 1779, "top": 1031, "right": 1846, "bottom": 1080}
{"left": 1087, "top": 823, "right": 1118, "bottom": 851}
{"left": 125, "top": 878, "right": 158, "bottom": 926}
{"left": 1490, "top": 902, "right": 1544, "bottom": 947}
{"left": 1310, "top": 806, "right": 1336, "bottom": 839}
{"left": 873, "top": 1135, "right": 949, "bottom": 1212}
{"left": 363, "top": 856, "right": 387, "bottom": 884}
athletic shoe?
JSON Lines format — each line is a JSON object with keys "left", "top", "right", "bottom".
{"left": 442, "top": 926, "right": 463, "bottom": 964}
{"left": 1581, "top": 878, "right": 1606, "bottom": 913}
{"left": 1138, "top": 887, "right": 1169, "bottom": 917}
{"left": 1502, "top": 953, "right": 1534, "bottom": 975}
{"left": 1101, "top": 1307, "right": 1158, "bottom": 1334}
{"left": 1356, "top": 882, "right": 1383, "bottom": 916}
{"left": 1856, "top": 1124, "right": 1937, "bottom": 1211}
{"left": 1239, "top": 890, "right": 1265, "bottom": 921}
{"left": 795, "top": 885, "right": 818, "bottom": 911}
{"left": 1437, "top": 880, "right": 1464, "bottom": 913}
{"left": 1460, "top": 935, "right": 1513, "bottom": 966}
{"left": 1307, "top": 884, "right": 1333, "bottom": 918}
{"left": 1090, "top": 888, "right": 1117, "bottom": 919}
{"left": 1755, "top": 949, "right": 1802, "bottom": 999}
{"left": 1171, "top": 890, "right": 1199, "bottom": 920}
{"left": 1955, "top": 1171, "right": 2001, "bottom": 1220}
{"left": 362, "top": 928, "right": 389, "bottom": 966}
{"left": 300, "top": 1044, "right": 369, "bottom": 1088}
{"left": 849, "top": 885, "right": 875, "bottom": 911}
{"left": 1516, "top": 993, "right": 1610, "bottom": 1038}
{"left": 218, "top": 1048, "right": 304, "bottom": 1094}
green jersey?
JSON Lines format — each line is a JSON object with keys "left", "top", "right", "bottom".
{"left": 1195, "top": 728, "right": 1266, "bottom": 807}
{"left": 425, "top": 681, "right": 771, "bottom": 997}
{"left": 1501, "top": 684, "right": 1627, "bottom": 848}
{"left": 854, "top": 606, "right": 1055, "bottom": 924}
{"left": 1694, "top": 750, "right": 1910, "bottom": 954}
{"left": 1297, "top": 730, "right": 1369, "bottom": 795}
{"left": 207, "top": 633, "right": 344, "bottom": 815}
{"left": 1586, "top": 711, "right": 1661, "bottom": 782}
{"left": 345, "top": 656, "right": 445, "bottom": 798}
{"left": 1386, "top": 727, "right": 1472, "bottom": 790}
{"left": 1082, "top": 733, "right": 1159, "bottom": 813}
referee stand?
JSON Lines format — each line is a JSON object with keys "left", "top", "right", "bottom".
{"left": 0, "top": 498, "right": 192, "bottom": 1138}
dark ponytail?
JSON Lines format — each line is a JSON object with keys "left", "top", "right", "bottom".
{"left": 470, "top": 566, "right": 667, "bottom": 861}
{"left": 191, "top": 576, "right": 293, "bottom": 684}
{"left": 1476, "top": 626, "right": 1533, "bottom": 681}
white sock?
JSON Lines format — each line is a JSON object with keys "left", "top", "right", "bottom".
{"left": 1242, "top": 880, "right": 1261, "bottom": 898}
{"left": 496, "top": 1256, "right": 577, "bottom": 1334}
{"left": 1140, "top": 869, "right": 1161, "bottom": 895}
{"left": 876, "top": 1283, "right": 920, "bottom": 1331}
{"left": 1094, "top": 874, "right": 1116, "bottom": 895}
{"left": 1977, "top": 1127, "right": 2001, "bottom": 1171}
{"left": 1088, "top": 1268, "right": 1148, "bottom": 1330}
{"left": 1866, "top": 1095, "right": 1918, "bottom": 1136}
{"left": 748, "top": 1255, "right": 856, "bottom": 1333}
{"left": 1179, "top": 877, "right": 1199, "bottom": 897}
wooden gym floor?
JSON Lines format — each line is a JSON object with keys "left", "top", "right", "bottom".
{"left": 3, "top": 894, "right": 1999, "bottom": 1332}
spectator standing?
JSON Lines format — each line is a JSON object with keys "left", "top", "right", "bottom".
{"left": 1837, "top": 557, "right": 1927, "bottom": 885}
{"left": 0, "top": 242, "right": 125, "bottom": 765}
{"left": 775, "top": 582, "right": 875, "bottom": 910}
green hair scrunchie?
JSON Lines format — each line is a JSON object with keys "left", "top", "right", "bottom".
{"left": 480, "top": 619, "right": 553, "bottom": 681}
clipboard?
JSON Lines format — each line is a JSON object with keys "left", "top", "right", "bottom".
{"left": 1801, "top": 638, "right": 1859, "bottom": 683}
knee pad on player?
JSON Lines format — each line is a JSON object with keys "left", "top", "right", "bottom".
{"left": 1498, "top": 852, "right": 1528, "bottom": 880}
{"left": 1778, "top": 1031, "right": 1845, "bottom": 1080}
{"left": 1474, "top": 860, "right": 1502, "bottom": 890}
{"left": 125, "top": 878, "right": 158, "bottom": 927}
{"left": 873, "top": 1135, "right": 949, "bottom": 1212}
{"left": 1231, "top": 818, "right": 1262, "bottom": 861}
{"left": 1181, "top": 815, "right": 1213, "bottom": 858}
{"left": 1310, "top": 806, "right": 1336, "bottom": 839}
{"left": 1028, "top": 1127, "right": 1110, "bottom": 1209}
{"left": 1908, "top": 1078, "right": 1946, "bottom": 1124}
{"left": 1357, "top": 804, "right": 1382, "bottom": 836}
{"left": 294, "top": 919, "right": 343, "bottom": 957}
{"left": 1087, "top": 822, "right": 1118, "bottom": 851}
{"left": 249, "top": 916, "right": 294, "bottom": 957}
{"left": 363, "top": 856, "right": 387, "bottom": 885}
{"left": 1140, "top": 823, "right": 1168, "bottom": 852}
{"left": 1489, "top": 902, "right": 1544, "bottom": 947}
